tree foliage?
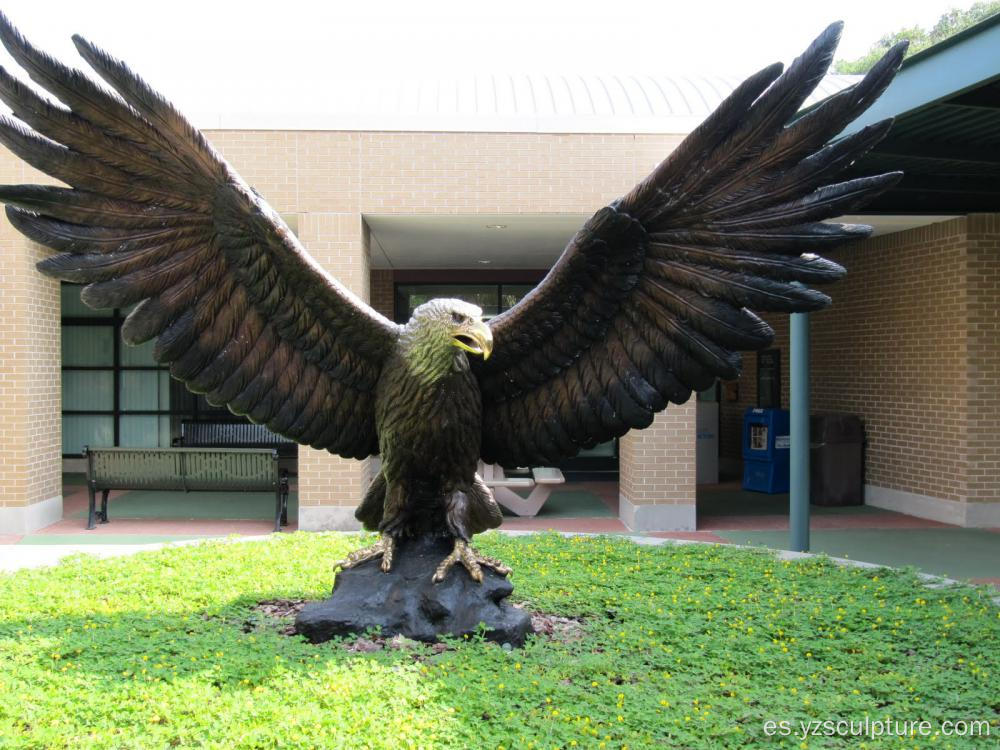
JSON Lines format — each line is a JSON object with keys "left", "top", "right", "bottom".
{"left": 833, "top": 1, "right": 1000, "bottom": 73}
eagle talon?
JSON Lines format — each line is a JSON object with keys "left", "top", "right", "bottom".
{"left": 334, "top": 534, "right": 396, "bottom": 573}
{"left": 432, "top": 539, "right": 512, "bottom": 583}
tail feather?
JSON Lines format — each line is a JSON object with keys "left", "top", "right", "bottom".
{"left": 469, "top": 474, "right": 504, "bottom": 534}
{"left": 354, "top": 472, "right": 386, "bottom": 530}
{"left": 445, "top": 474, "right": 503, "bottom": 540}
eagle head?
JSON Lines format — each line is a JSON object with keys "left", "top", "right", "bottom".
{"left": 402, "top": 299, "right": 493, "bottom": 378}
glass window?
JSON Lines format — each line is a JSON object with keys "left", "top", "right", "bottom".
{"left": 396, "top": 284, "right": 500, "bottom": 321}
{"left": 500, "top": 284, "right": 535, "bottom": 312}
{"left": 60, "top": 282, "right": 275, "bottom": 455}
{"left": 120, "top": 338, "right": 158, "bottom": 366}
{"left": 61, "top": 326, "right": 114, "bottom": 366}
{"left": 60, "top": 285, "right": 110, "bottom": 318}
{"left": 394, "top": 282, "right": 540, "bottom": 323}
{"left": 119, "top": 415, "right": 171, "bottom": 448}
{"left": 119, "top": 371, "right": 171, "bottom": 411}
{"left": 62, "top": 414, "right": 114, "bottom": 454}
{"left": 62, "top": 371, "right": 114, "bottom": 411}
{"left": 61, "top": 283, "right": 178, "bottom": 455}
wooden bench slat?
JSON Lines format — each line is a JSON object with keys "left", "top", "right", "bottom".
{"left": 176, "top": 422, "right": 296, "bottom": 457}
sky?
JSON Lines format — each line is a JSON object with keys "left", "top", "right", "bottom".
{"left": 0, "top": 0, "right": 973, "bottom": 125}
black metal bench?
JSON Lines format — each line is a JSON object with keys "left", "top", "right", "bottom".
{"left": 83, "top": 447, "right": 290, "bottom": 532}
{"left": 174, "top": 421, "right": 297, "bottom": 459}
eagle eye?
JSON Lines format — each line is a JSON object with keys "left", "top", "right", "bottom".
{"left": 451, "top": 312, "right": 466, "bottom": 324}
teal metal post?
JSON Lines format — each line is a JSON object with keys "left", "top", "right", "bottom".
{"left": 789, "top": 312, "right": 810, "bottom": 552}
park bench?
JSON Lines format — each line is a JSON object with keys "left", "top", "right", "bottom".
{"left": 83, "top": 447, "right": 290, "bottom": 532}
{"left": 174, "top": 421, "right": 297, "bottom": 459}
{"left": 479, "top": 463, "right": 566, "bottom": 517}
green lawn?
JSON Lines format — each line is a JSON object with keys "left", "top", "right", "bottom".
{"left": 0, "top": 533, "right": 996, "bottom": 749}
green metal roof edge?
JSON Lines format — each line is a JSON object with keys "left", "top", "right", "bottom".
{"left": 837, "top": 13, "right": 1000, "bottom": 137}
{"left": 899, "top": 10, "right": 1000, "bottom": 68}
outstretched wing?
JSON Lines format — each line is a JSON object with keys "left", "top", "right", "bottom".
{"left": 0, "top": 14, "right": 400, "bottom": 459}
{"left": 475, "top": 23, "right": 905, "bottom": 467}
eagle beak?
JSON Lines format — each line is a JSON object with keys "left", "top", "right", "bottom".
{"left": 452, "top": 319, "right": 493, "bottom": 360}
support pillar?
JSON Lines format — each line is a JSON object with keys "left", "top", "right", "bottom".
{"left": 0, "top": 152, "right": 63, "bottom": 534}
{"left": 789, "top": 312, "right": 810, "bottom": 552}
{"left": 618, "top": 401, "right": 697, "bottom": 531}
{"left": 295, "top": 213, "right": 372, "bottom": 531}
{"left": 964, "top": 214, "right": 1000, "bottom": 526}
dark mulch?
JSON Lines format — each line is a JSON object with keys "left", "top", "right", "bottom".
{"left": 528, "top": 610, "right": 586, "bottom": 642}
{"left": 245, "top": 598, "right": 307, "bottom": 635}
{"left": 247, "top": 597, "right": 587, "bottom": 650}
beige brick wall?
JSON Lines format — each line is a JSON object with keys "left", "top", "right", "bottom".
{"left": 295, "top": 212, "right": 372, "bottom": 509}
{"left": 965, "top": 214, "right": 1000, "bottom": 504}
{"left": 0, "top": 149, "right": 61, "bottom": 510}
{"left": 200, "top": 129, "right": 694, "bottom": 519}
{"left": 721, "top": 216, "right": 999, "bottom": 509}
{"left": 815, "top": 218, "right": 970, "bottom": 502}
{"left": 204, "top": 131, "right": 686, "bottom": 216}
{"left": 2, "top": 123, "right": 996, "bottom": 524}
{"left": 619, "top": 403, "right": 697, "bottom": 505}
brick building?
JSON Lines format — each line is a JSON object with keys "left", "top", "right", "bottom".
{"left": 0, "top": 21, "right": 997, "bottom": 535}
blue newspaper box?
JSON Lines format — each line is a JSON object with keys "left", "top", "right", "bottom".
{"left": 742, "top": 408, "right": 790, "bottom": 493}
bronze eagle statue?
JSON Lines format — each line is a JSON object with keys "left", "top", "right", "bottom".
{"left": 0, "top": 15, "right": 904, "bottom": 582}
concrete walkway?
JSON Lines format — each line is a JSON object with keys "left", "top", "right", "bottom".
{"left": 3, "top": 478, "right": 996, "bottom": 585}
{"left": 0, "top": 540, "right": 202, "bottom": 573}
{"left": 3, "top": 534, "right": 997, "bottom": 611}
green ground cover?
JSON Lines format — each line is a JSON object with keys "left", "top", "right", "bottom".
{"left": 0, "top": 533, "right": 996, "bottom": 749}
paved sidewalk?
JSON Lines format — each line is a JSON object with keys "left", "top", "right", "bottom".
{"left": 0, "top": 534, "right": 282, "bottom": 573}
{"left": 2, "top": 478, "right": 996, "bottom": 584}
{"left": 2, "top": 535, "right": 997, "bottom": 607}
{"left": 0, "top": 541, "right": 195, "bottom": 573}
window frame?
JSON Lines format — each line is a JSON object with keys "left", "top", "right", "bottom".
{"left": 60, "top": 285, "right": 204, "bottom": 456}
{"left": 393, "top": 282, "right": 535, "bottom": 324}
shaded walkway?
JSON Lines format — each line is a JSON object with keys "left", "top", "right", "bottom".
{"left": 2, "top": 476, "right": 995, "bottom": 583}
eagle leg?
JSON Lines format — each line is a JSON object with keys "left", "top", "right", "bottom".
{"left": 431, "top": 538, "right": 512, "bottom": 583}
{"left": 333, "top": 533, "right": 396, "bottom": 573}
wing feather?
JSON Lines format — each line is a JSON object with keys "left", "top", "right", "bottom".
{"left": 0, "top": 14, "right": 399, "bottom": 457}
{"left": 477, "top": 23, "right": 904, "bottom": 466}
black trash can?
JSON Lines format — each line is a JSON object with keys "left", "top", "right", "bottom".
{"left": 810, "top": 413, "right": 864, "bottom": 506}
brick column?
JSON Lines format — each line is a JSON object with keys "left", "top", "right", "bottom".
{"left": 0, "top": 153, "right": 62, "bottom": 534}
{"left": 295, "top": 213, "right": 371, "bottom": 531}
{"left": 965, "top": 214, "right": 1000, "bottom": 526}
{"left": 618, "top": 402, "right": 697, "bottom": 531}
{"left": 369, "top": 269, "right": 395, "bottom": 319}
